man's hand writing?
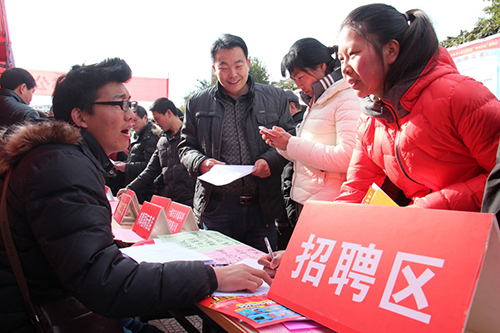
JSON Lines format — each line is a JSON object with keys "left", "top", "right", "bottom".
{"left": 257, "top": 250, "right": 284, "bottom": 279}
{"left": 214, "top": 264, "right": 272, "bottom": 292}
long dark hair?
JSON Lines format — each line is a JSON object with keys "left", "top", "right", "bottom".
{"left": 281, "top": 38, "right": 340, "bottom": 77}
{"left": 341, "top": 3, "right": 438, "bottom": 92}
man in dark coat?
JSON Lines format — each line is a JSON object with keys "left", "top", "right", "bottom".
{"left": 0, "top": 58, "right": 271, "bottom": 332}
{"left": 122, "top": 98, "right": 195, "bottom": 207}
{"left": 179, "top": 34, "right": 295, "bottom": 252}
{"left": 276, "top": 90, "right": 306, "bottom": 249}
{"left": 0, "top": 67, "right": 40, "bottom": 127}
{"left": 114, "top": 105, "right": 160, "bottom": 203}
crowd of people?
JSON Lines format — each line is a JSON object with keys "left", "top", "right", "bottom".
{"left": 1, "top": 3, "right": 500, "bottom": 332}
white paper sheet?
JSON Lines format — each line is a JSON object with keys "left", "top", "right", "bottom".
{"left": 121, "top": 242, "right": 212, "bottom": 264}
{"left": 198, "top": 164, "right": 255, "bottom": 186}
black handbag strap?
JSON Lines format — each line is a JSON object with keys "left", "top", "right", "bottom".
{"left": 0, "top": 167, "right": 40, "bottom": 326}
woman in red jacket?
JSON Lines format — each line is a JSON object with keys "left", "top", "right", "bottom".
{"left": 334, "top": 3, "right": 500, "bottom": 211}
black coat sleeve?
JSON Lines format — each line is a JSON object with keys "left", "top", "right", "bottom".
{"left": 20, "top": 145, "right": 217, "bottom": 317}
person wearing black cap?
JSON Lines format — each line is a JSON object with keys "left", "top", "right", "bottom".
{"left": 284, "top": 90, "right": 305, "bottom": 126}
{"left": 275, "top": 90, "right": 306, "bottom": 249}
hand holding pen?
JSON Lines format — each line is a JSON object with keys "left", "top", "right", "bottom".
{"left": 259, "top": 237, "right": 284, "bottom": 279}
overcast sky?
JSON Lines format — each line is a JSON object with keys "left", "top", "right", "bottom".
{"left": 4, "top": 0, "right": 487, "bottom": 108}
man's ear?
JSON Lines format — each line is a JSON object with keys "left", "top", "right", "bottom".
{"left": 13, "top": 83, "right": 26, "bottom": 96}
{"left": 384, "top": 39, "right": 400, "bottom": 66}
{"left": 71, "top": 108, "right": 88, "bottom": 128}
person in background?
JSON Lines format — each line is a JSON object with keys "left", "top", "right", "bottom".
{"left": 179, "top": 34, "right": 295, "bottom": 252}
{"left": 284, "top": 90, "right": 305, "bottom": 126}
{"left": 0, "top": 58, "right": 271, "bottom": 332}
{"left": 481, "top": 143, "right": 500, "bottom": 223}
{"left": 114, "top": 105, "right": 160, "bottom": 203}
{"left": 261, "top": 38, "right": 361, "bottom": 219}
{"left": 0, "top": 67, "right": 40, "bottom": 127}
{"left": 275, "top": 90, "right": 306, "bottom": 250}
{"left": 119, "top": 98, "right": 196, "bottom": 207}
{"left": 106, "top": 150, "right": 128, "bottom": 196}
{"left": 334, "top": 3, "right": 500, "bottom": 211}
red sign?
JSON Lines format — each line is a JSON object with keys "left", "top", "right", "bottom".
{"left": 113, "top": 193, "right": 132, "bottom": 225}
{"left": 166, "top": 202, "right": 199, "bottom": 234}
{"left": 125, "top": 189, "right": 141, "bottom": 215}
{"left": 268, "top": 202, "right": 500, "bottom": 333}
{"left": 150, "top": 195, "right": 172, "bottom": 211}
{"left": 132, "top": 202, "right": 171, "bottom": 240}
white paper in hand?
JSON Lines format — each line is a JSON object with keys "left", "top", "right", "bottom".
{"left": 198, "top": 164, "right": 255, "bottom": 186}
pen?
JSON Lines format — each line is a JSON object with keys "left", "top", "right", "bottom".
{"left": 264, "top": 236, "right": 274, "bottom": 261}
{"left": 210, "top": 263, "right": 229, "bottom": 267}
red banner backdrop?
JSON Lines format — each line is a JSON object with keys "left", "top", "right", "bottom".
{"left": 30, "top": 69, "right": 169, "bottom": 102}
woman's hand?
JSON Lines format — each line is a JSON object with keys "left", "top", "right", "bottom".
{"left": 260, "top": 126, "right": 291, "bottom": 151}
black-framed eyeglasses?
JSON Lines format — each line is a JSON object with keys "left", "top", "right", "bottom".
{"left": 91, "top": 99, "right": 138, "bottom": 112}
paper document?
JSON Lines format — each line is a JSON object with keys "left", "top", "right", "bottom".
{"left": 198, "top": 164, "right": 255, "bottom": 186}
{"left": 121, "top": 242, "right": 212, "bottom": 263}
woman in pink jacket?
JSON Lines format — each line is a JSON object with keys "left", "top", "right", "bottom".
{"left": 335, "top": 3, "right": 500, "bottom": 211}
{"left": 261, "top": 38, "right": 361, "bottom": 217}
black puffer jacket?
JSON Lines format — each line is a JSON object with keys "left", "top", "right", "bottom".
{"left": 0, "top": 88, "right": 40, "bottom": 127}
{"left": 0, "top": 121, "right": 217, "bottom": 332}
{"left": 179, "top": 76, "right": 295, "bottom": 223}
{"left": 125, "top": 122, "right": 160, "bottom": 202}
{"left": 127, "top": 130, "right": 195, "bottom": 206}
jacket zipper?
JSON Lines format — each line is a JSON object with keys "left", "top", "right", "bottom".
{"left": 385, "top": 102, "right": 420, "bottom": 185}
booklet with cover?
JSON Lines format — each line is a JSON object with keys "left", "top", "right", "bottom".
{"left": 361, "top": 182, "right": 398, "bottom": 206}
{"left": 198, "top": 295, "right": 304, "bottom": 329}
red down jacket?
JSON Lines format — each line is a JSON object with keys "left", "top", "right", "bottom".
{"left": 336, "top": 47, "right": 500, "bottom": 211}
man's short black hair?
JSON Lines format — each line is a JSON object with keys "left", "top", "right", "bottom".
{"left": 210, "top": 34, "right": 248, "bottom": 63}
{"left": 0, "top": 68, "right": 36, "bottom": 90}
{"left": 134, "top": 105, "right": 147, "bottom": 119}
{"left": 52, "top": 58, "right": 132, "bottom": 123}
{"left": 150, "top": 97, "right": 182, "bottom": 117}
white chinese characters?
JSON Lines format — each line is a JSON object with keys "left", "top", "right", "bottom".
{"left": 290, "top": 234, "right": 445, "bottom": 323}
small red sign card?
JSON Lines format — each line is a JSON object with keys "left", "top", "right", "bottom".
{"left": 112, "top": 189, "right": 141, "bottom": 225}
{"left": 268, "top": 202, "right": 500, "bottom": 333}
{"left": 166, "top": 201, "right": 199, "bottom": 234}
{"left": 150, "top": 195, "right": 172, "bottom": 211}
{"left": 132, "top": 201, "right": 171, "bottom": 240}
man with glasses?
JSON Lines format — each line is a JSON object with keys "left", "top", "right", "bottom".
{"left": 0, "top": 58, "right": 271, "bottom": 332}
{"left": 0, "top": 67, "right": 40, "bottom": 127}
